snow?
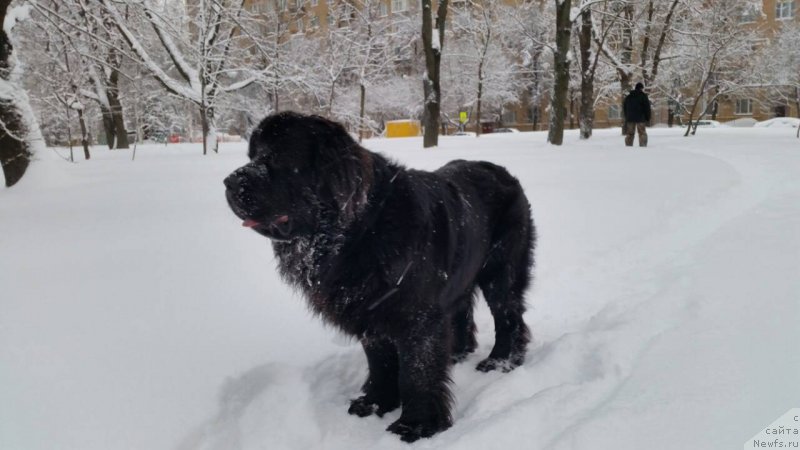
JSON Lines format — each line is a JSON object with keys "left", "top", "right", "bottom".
{"left": 68, "top": 99, "right": 85, "bottom": 111}
{"left": 2, "top": 127, "right": 799, "bottom": 450}
{"left": 2, "top": 4, "right": 31, "bottom": 35}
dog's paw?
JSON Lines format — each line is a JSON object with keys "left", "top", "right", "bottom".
{"left": 450, "top": 351, "right": 472, "bottom": 364}
{"left": 348, "top": 395, "right": 398, "bottom": 418}
{"left": 476, "top": 357, "right": 520, "bottom": 373}
{"left": 387, "top": 417, "right": 450, "bottom": 443}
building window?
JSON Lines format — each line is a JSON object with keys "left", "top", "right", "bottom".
{"left": 327, "top": 12, "right": 335, "bottom": 26}
{"left": 277, "top": 0, "right": 287, "bottom": 11}
{"left": 776, "top": 0, "right": 795, "bottom": 19}
{"left": 326, "top": 0, "right": 334, "bottom": 5}
{"left": 501, "top": 109, "right": 517, "bottom": 125}
{"left": 608, "top": 104, "right": 621, "bottom": 120}
{"left": 735, "top": 99, "right": 753, "bottom": 115}
{"left": 739, "top": 4, "right": 760, "bottom": 23}
{"left": 310, "top": 15, "right": 319, "bottom": 28}
{"left": 391, "top": 0, "right": 407, "bottom": 13}
{"left": 379, "top": 1, "right": 388, "bottom": 16}
{"left": 311, "top": 0, "right": 318, "bottom": 5}
{"left": 296, "top": 18, "right": 304, "bottom": 32}
{"left": 295, "top": 0, "right": 304, "bottom": 9}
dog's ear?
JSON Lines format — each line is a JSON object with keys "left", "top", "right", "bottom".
{"left": 309, "top": 115, "right": 356, "bottom": 158}
{"left": 309, "top": 115, "right": 372, "bottom": 222}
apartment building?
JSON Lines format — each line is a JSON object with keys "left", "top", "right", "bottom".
{"left": 709, "top": 0, "right": 799, "bottom": 123}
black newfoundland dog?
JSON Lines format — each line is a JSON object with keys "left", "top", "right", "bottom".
{"left": 224, "top": 112, "right": 535, "bottom": 442}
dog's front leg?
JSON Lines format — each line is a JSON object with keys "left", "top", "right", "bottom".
{"left": 386, "top": 309, "right": 453, "bottom": 443}
{"left": 348, "top": 336, "right": 400, "bottom": 417}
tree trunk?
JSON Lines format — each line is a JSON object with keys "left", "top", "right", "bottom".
{"left": 0, "top": 103, "right": 32, "bottom": 187}
{"left": 208, "top": 105, "right": 219, "bottom": 153}
{"left": 358, "top": 83, "right": 366, "bottom": 143}
{"left": 108, "top": 66, "right": 129, "bottom": 149}
{"left": 569, "top": 91, "right": 575, "bottom": 130}
{"left": 618, "top": 3, "right": 634, "bottom": 135}
{"left": 578, "top": 9, "right": 594, "bottom": 140}
{"left": 421, "top": 0, "right": 447, "bottom": 148}
{"left": 201, "top": 103, "right": 209, "bottom": 155}
{"left": 0, "top": 1, "right": 33, "bottom": 187}
{"left": 64, "top": 103, "right": 74, "bottom": 162}
{"left": 795, "top": 86, "right": 799, "bottom": 138}
{"left": 548, "top": 0, "right": 571, "bottom": 146}
{"left": 476, "top": 62, "right": 483, "bottom": 137}
{"left": 327, "top": 81, "right": 336, "bottom": 118}
{"left": 101, "top": 107, "right": 115, "bottom": 149}
{"left": 77, "top": 108, "right": 91, "bottom": 160}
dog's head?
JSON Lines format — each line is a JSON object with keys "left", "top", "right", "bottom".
{"left": 224, "top": 112, "right": 372, "bottom": 241}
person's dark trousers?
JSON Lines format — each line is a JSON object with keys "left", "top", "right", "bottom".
{"left": 625, "top": 122, "right": 648, "bottom": 147}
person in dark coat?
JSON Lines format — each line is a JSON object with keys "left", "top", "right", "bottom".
{"left": 623, "top": 82, "right": 651, "bottom": 147}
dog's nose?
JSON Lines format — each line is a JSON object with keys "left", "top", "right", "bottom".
{"left": 224, "top": 174, "right": 239, "bottom": 190}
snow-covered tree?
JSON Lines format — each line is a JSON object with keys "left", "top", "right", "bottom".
{"left": 19, "top": 1, "right": 102, "bottom": 158}
{"left": 665, "top": 1, "right": 759, "bottom": 136}
{"left": 756, "top": 20, "right": 800, "bottom": 137}
{"left": 348, "top": 0, "right": 411, "bottom": 141}
{"left": 1, "top": 0, "right": 41, "bottom": 187}
{"left": 548, "top": 0, "right": 572, "bottom": 145}
{"left": 445, "top": 0, "right": 520, "bottom": 137}
{"left": 585, "top": 0, "right": 685, "bottom": 134}
{"left": 505, "top": 0, "right": 552, "bottom": 132}
{"left": 94, "top": 0, "right": 259, "bottom": 154}
{"left": 309, "top": 13, "right": 360, "bottom": 118}
{"left": 421, "top": 0, "right": 448, "bottom": 147}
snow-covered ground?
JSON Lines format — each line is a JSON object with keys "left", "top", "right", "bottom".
{"left": 2, "top": 127, "right": 799, "bottom": 450}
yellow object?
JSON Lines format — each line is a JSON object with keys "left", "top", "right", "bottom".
{"left": 459, "top": 112, "right": 468, "bottom": 124}
{"left": 386, "top": 120, "right": 421, "bottom": 138}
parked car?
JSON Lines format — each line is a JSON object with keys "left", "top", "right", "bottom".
{"left": 681, "top": 120, "right": 721, "bottom": 128}
{"left": 754, "top": 118, "right": 800, "bottom": 128}
{"left": 494, "top": 127, "right": 520, "bottom": 133}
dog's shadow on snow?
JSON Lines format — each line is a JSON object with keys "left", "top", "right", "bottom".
{"left": 175, "top": 352, "right": 368, "bottom": 450}
{"left": 174, "top": 324, "right": 567, "bottom": 450}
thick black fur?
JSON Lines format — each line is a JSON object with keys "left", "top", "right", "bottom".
{"left": 224, "top": 112, "right": 536, "bottom": 442}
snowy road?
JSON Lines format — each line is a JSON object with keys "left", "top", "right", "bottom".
{"left": 1, "top": 127, "right": 798, "bottom": 449}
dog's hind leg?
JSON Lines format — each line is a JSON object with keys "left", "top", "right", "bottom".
{"left": 476, "top": 208, "right": 535, "bottom": 373}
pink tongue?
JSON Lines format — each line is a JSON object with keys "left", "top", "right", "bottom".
{"left": 242, "top": 219, "right": 260, "bottom": 228}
